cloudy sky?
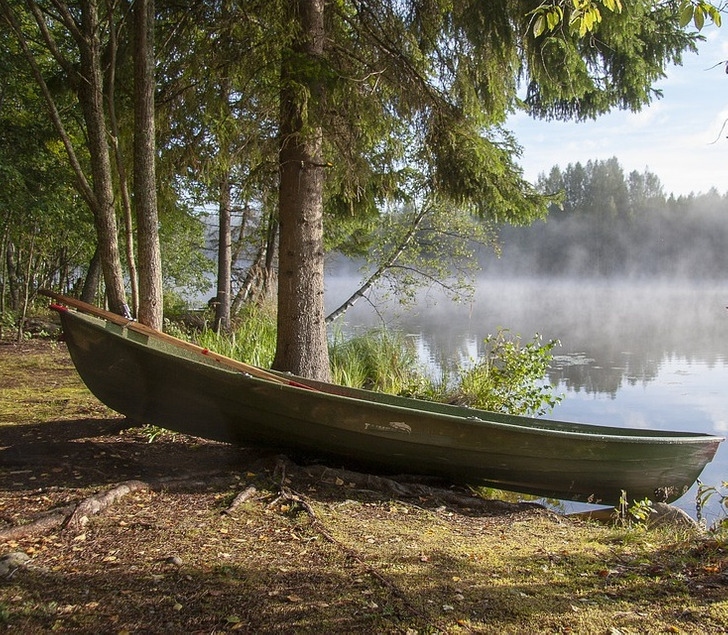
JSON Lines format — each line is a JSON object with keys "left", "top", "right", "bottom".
{"left": 507, "top": 28, "right": 728, "bottom": 197}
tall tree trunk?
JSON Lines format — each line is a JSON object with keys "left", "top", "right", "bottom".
{"left": 263, "top": 211, "right": 278, "bottom": 297}
{"left": 0, "top": 224, "right": 9, "bottom": 339}
{"left": 1, "top": 0, "right": 127, "bottom": 315}
{"left": 214, "top": 169, "right": 232, "bottom": 332}
{"left": 16, "top": 230, "right": 36, "bottom": 342}
{"left": 107, "top": 3, "right": 139, "bottom": 318}
{"left": 5, "top": 241, "right": 20, "bottom": 312}
{"left": 134, "top": 0, "right": 163, "bottom": 329}
{"left": 77, "top": 0, "right": 127, "bottom": 316}
{"left": 81, "top": 247, "right": 103, "bottom": 305}
{"left": 273, "top": 0, "right": 329, "bottom": 381}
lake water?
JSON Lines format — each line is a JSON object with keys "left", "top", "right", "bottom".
{"left": 325, "top": 277, "right": 728, "bottom": 521}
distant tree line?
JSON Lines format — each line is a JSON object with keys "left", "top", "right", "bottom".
{"left": 483, "top": 157, "right": 728, "bottom": 279}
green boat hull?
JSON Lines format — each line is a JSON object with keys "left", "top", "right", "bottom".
{"left": 55, "top": 308, "right": 722, "bottom": 505}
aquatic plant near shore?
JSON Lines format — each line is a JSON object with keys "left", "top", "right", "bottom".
{"left": 329, "top": 327, "right": 562, "bottom": 417}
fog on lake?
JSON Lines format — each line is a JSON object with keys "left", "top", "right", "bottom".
{"left": 325, "top": 276, "right": 728, "bottom": 517}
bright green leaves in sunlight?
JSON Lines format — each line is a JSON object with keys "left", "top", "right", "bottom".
{"left": 530, "top": 0, "right": 721, "bottom": 39}
{"left": 678, "top": 0, "right": 722, "bottom": 30}
{"left": 532, "top": 5, "right": 564, "bottom": 38}
{"left": 530, "top": 0, "right": 622, "bottom": 38}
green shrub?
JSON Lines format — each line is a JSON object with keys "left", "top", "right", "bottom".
{"left": 447, "top": 330, "right": 562, "bottom": 416}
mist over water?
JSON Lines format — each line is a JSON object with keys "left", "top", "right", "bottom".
{"left": 326, "top": 277, "right": 727, "bottom": 384}
{"left": 325, "top": 275, "right": 728, "bottom": 517}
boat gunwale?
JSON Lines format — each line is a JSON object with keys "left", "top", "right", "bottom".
{"left": 64, "top": 309, "right": 724, "bottom": 449}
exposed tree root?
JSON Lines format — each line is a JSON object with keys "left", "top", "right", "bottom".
{"left": 0, "top": 504, "right": 77, "bottom": 542}
{"left": 64, "top": 480, "right": 148, "bottom": 531}
{"left": 221, "top": 485, "right": 258, "bottom": 516}
{"left": 280, "top": 457, "right": 546, "bottom": 515}
{"left": 0, "top": 470, "right": 235, "bottom": 542}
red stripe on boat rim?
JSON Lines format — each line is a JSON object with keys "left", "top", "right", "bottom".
{"left": 49, "top": 304, "right": 68, "bottom": 312}
{"left": 288, "top": 380, "right": 318, "bottom": 391}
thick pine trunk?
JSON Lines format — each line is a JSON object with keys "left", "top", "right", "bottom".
{"left": 273, "top": 0, "right": 329, "bottom": 381}
{"left": 134, "top": 0, "right": 163, "bottom": 329}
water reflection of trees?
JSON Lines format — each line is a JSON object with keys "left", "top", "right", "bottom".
{"left": 547, "top": 355, "right": 662, "bottom": 399}
{"left": 358, "top": 279, "right": 728, "bottom": 398}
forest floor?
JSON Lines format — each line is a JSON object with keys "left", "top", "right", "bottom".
{"left": 1, "top": 336, "right": 727, "bottom": 633}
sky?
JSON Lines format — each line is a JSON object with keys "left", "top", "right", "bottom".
{"left": 506, "top": 28, "right": 728, "bottom": 197}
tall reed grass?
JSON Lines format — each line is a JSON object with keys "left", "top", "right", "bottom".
{"left": 175, "top": 307, "right": 561, "bottom": 417}
{"left": 194, "top": 304, "right": 277, "bottom": 369}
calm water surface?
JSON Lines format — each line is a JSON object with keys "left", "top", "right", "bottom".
{"left": 326, "top": 277, "right": 728, "bottom": 519}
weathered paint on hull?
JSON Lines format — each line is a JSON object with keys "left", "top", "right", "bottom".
{"left": 57, "top": 309, "right": 722, "bottom": 505}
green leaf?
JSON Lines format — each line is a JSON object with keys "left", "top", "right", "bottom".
{"left": 534, "top": 14, "right": 546, "bottom": 37}
{"left": 708, "top": 5, "right": 722, "bottom": 26}
{"left": 694, "top": 5, "right": 705, "bottom": 30}
{"left": 546, "top": 9, "right": 560, "bottom": 31}
{"left": 679, "top": 4, "right": 694, "bottom": 28}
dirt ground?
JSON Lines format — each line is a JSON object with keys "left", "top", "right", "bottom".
{"left": 1, "top": 338, "right": 727, "bottom": 633}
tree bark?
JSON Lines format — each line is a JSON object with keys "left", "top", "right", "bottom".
{"left": 214, "top": 168, "right": 232, "bottom": 332}
{"left": 107, "top": 7, "right": 139, "bottom": 318}
{"left": 76, "top": 0, "right": 127, "bottom": 316}
{"left": 134, "top": 0, "right": 163, "bottom": 329}
{"left": 273, "top": 0, "right": 330, "bottom": 381}
{"left": 80, "top": 247, "right": 103, "bottom": 305}
{"left": 4, "top": 240, "right": 20, "bottom": 312}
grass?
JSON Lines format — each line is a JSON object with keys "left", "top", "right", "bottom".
{"left": 173, "top": 303, "right": 278, "bottom": 370}
{"left": 329, "top": 327, "right": 427, "bottom": 395}
{"left": 0, "top": 340, "right": 112, "bottom": 425}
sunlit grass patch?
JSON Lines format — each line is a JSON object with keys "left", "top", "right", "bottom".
{"left": 329, "top": 328, "right": 426, "bottom": 395}
{"left": 0, "top": 344, "right": 109, "bottom": 424}
{"left": 193, "top": 303, "right": 277, "bottom": 369}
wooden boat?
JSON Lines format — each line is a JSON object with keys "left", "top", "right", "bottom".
{"left": 44, "top": 292, "right": 722, "bottom": 506}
